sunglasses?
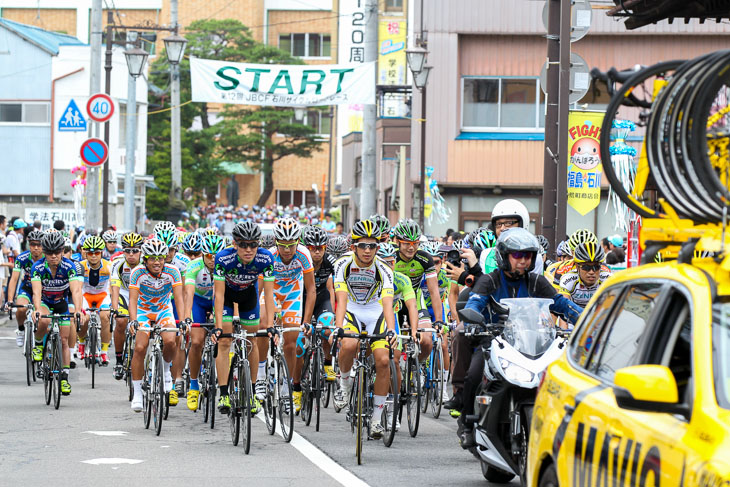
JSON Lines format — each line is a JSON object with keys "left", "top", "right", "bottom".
{"left": 86, "top": 250, "right": 102, "bottom": 256}
{"left": 354, "top": 242, "right": 378, "bottom": 250}
{"left": 45, "top": 250, "right": 63, "bottom": 256}
{"left": 276, "top": 241, "right": 298, "bottom": 249}
{"left": 146, "top": 255, "right": 166, "bottom": 262}
{"left": 398, "top": 240, "right": 419, "bottom": 247}
{"left": 307, "top": 245, "right": 326, "bottom": 251}
{"left": 580, "top": 263, "right": 601, "bottom": 272}
{"left": 203, "top": 253, "right": 216, "bottom": 259}
{"left": 235, "top": 240, "right": 259, "bottom": 249}
{"left": 510, "top": 251, "right": 532, "bottom": 259}
{"left": 495, "top": 220, "right": 520, "bottom": 229}
{"left": 123, "top": 249, "right": 141, "bottom": 254}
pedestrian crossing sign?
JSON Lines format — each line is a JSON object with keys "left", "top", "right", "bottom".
{"left": 58, "top": 99, "right": 87, "bottom": 132}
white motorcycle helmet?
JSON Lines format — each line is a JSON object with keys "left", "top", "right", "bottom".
{"left": 490, "top": 199, "right": 530, "bottom": 230}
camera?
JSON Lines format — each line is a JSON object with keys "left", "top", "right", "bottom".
{"left": 446, "top": 249, "right": 462, "bottom": 267}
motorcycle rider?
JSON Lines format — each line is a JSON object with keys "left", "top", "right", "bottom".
{"left": 455, "top": 228, "right": 583, "bottom": 447}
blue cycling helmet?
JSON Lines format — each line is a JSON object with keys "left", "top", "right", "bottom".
{"left": 182, "top": 232, "right": 203, "bottom": 253}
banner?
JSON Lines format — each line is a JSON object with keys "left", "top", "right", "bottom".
{"left": 25, "top": 208, "right": 85, "bottom": 230}
{"left": 378, "top": 21, "right": 406, "bottom": 85}
{"left": 190, "top": 57, "right": 375, "bottom": 107}
{"left": 567, "top": 111, "right": 605, "bottom": 216}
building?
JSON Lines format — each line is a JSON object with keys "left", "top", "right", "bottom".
{"left": 0, "top": 18, "right": 148, "bottom": 230}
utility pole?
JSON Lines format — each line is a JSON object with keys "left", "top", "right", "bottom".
{"left": 169, "top": 0, "right": 182, "bottom": 203}
{"left": 358, "top": 0, "right": 378, "bottom": 220}
{"left": 86, "top": 0, "right": 103, "bottom": 232}
{"left": 124, "top": 31, "right": 139, "bottom": 231}
{"left": 102, "top": 10, "right": 113, "bottom": 229}
{"left": 556, "top": 0, "right": 571, "bottom": 244}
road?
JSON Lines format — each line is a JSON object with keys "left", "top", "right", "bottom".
{"left": 0, "top": 320, "right": 517, "bottom": 487}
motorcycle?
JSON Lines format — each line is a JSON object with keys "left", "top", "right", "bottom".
{"left": 458, "top": 298, "right": 569, "bottom": 484}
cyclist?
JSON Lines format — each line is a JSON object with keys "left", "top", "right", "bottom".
{"left": 266, "top": 217, "right": 316, "bottom": 414}
{"left": 555, "top": 240, "right": 571, "bottom": 262}
{"left": 537, "top": 234, "right": 554, "bottom": 268}
{"left": 110, "top": 232, "right": 144, "bottom": 379}
{"left": 326, "top": 235, "right": 348, "bottom": 258}
{"left": 182, "top": 232, "right": 203, "bottom": 261}
{"left": 331, "top": 219, "right": 397, "bottom": 439}
{"left": 544, "top": 228, "right": 598, "bottom": 289}
{"left": 77, "top": 235, "right": 113, "bottom": 365}
{"left": 5, "top": 229, "right": 44, "bottom": 347}
{"left": 102, "top": 230, "right": 121, "bottom": 260}
{"left": 128, "top": 238, "right": 187, "bottom": 412}
{"left": 558, "top": 241, "right": 611, "bottom": 308}
{"left": 392, "top": 218, "right": 437, "bottom": 362}
{"left": 369, "top": 214, "right": 391, "bottom": 244}
{"left": 213, "top": 221, "right": 276, "bottom": 415}
{"left": 30, "top": 232, "right": 83, "bottom": 396}
{"left": 184, "top": 233, "right": 225, "bottom": 411}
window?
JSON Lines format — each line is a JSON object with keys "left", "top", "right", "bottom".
{"left": 302, "top": 109, "right": 331, "bottom": 136}
{"left": 588, "top": 283, "right": 663, "bottom": 381}
{"left": 276, "top": 190, "right": 316, "bottom": 207}
{"left": 385, "top": 0, "right": 403, "bottom": 11}
{"left": 279, "top": 33, "right": 331, "bottom": 58}
{"left": 0, "top": 102, "right": 49, "bottom": 124}
{"left": 569, "top": 286, "right": 624, "bottom": 368}
{"left": 461, "top": 77, "right": 544, "bottom": 130}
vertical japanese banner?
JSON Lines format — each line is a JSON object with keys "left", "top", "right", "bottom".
{"left": 567, "top": 111, "right": 605, "bottom": 216}
{"left": 378, "top": 21, "right": 406, "bottom": 85}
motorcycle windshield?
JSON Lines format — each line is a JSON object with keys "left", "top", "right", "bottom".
{"left": 499, "top": 298, "right": 556, "bottom": 357}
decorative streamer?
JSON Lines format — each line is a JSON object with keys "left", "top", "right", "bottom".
{"left": 605, "top": 120, "right": 637, "bottom": 232}
{"left": 425, "top": 166, "right": 451, "bottom": 226}
{"left": 71, "top": 165, "right": 87, "bottom": 227}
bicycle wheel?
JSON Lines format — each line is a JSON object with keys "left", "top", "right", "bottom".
{"left": 242, "top": 364, "right": 252, "bottom": 455}
{"left": 421, "top": 362, "right": 430, "bottom": 414}
{"left": 125, "top": 335, "right": 134, "bottom": 401}
{"left": 143, "top": 358, "right": 152, "bottom": 429}
{"left": 52, "top": 335, "right": 62, "bottom": 410}
{"left": 209, "top": 362, "right": 217, "bottom": 430}
{"left": 277, "top": 356, "right": 294, "bottom": 443}
{"left": 264, "top": 356, "right": 277, "bottom": 435}
{"left": 89, "top": 326, "right": 97, "bottom": 389}
{"left": 430, "top": 344, "right": 444, "bottom": 419}
{"left": 300, "top": 351, "right": 313, "bottom": 426}
{"left": 314, "top": 347, "right": 323, "bottom": 432}
{"left": 382, "top": 359, "right": 399, "bottom": 447}
{"left": 323, "top": 381, "right": 331, "bottom": 409}
{"left": 25, "top": 326, "right": 34, "bottom": 387}
{"left": 201, "top": 349, "right": 210, "bottom": 421}
{"left": 354, "top": 367, "right": 365, "bottom": 465}
{"left": 153, "top": 353, "right": 165, "bottom": 436}
{"left": 228, "top": 357, "right": 241, "bottom": 446}
{"left": 43, "top": 341, "right": 52, "bottom": 406}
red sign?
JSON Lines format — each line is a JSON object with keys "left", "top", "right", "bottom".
{"left": 86, "top": 93, "right": 115, "bottom": 123}
{"left": 80, "top": 138, "right": 108, "bottom": 167}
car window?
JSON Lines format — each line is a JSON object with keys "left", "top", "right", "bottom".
{"left": 588, "top": 283, "right": 663, "bottom": 381}
{"left": 569, "top": 285, "right": 623, "bottom": 368}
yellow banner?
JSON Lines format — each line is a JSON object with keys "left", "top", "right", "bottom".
{"left": 378, "top": 21, "right": 406, "bottom": 85}
{"left": 567, "top": 111, "right": 604, "bottom": 216}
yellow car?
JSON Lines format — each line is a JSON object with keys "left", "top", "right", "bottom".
{"left": 527, "top": 261, "right": 730, "bottom": 487}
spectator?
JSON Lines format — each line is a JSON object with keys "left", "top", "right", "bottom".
{"left": 53, "top": 219, "right": 65, "bottom": 231}
{"left": 321, "top": 213, "right": 336, "bottom": 233}
{"left": 5, "top": 218, "right": 26, "bottom": 259}
{"left": 33, "top": 220, "right": 42, "bottom": 230}
{"left": 335, "top": 222, "right": 344, "bottom": 235}
{"left": 606, "top": 247, "right": 627, "bottom": 272}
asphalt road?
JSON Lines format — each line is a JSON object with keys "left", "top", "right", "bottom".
{"left": 0, "top": 319, "right": 517, "bottom": 487}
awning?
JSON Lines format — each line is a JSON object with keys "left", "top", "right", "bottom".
{"left": 220, "top": 161, "right": 256, "bottom": 175}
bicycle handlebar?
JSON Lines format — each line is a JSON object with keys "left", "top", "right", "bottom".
{"left": 8, "top": 303, "right": 32, "bottom": 309}
{"left": 137, "top": 326, "right": 179, "bottom": 333}
{"left": 40, "top": 313, "right": 75, "bottom": 319}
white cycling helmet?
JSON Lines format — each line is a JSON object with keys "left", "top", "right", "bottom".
{"left": 490, "top": 199, "right": 530, "bottom": 230}
{"left": 274, "top": 217, "right": 302, "bottom": 241}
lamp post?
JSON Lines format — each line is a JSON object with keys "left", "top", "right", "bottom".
{"left": 123, "top": 34, "right": 148, "bottom": 231}
{"left": 407, "top": 45, "right": 430, "bottom": 229}
{"left": 163, "top": 32, "right": 187, "bottom": 205}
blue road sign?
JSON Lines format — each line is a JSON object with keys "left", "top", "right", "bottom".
{"left": 79, "top": 138, "right": 108, "bottom": 166}
{"left": 58, "top": 99, "right": 87, "bottom": 132}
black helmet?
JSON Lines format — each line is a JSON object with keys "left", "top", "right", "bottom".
{"left": 302, "top": 225, "right": 329, "bottom": 246}
{"left": 494, "top": 228, "right": 540, "bottom": 273}
{"left": 27, "top": 230, "right": 44, "bottom": 243}
{"left": 232, "top": 221, "right": 261, "bottom": 242}
{"left": 41, "top": 232, "right": 66, "bottom": 253}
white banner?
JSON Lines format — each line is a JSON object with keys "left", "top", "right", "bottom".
{"left": 25, "top": 208, "right": 85, "bottom": 230}
{"left": 190, "top": 58, "right": 375, "bottom": 107}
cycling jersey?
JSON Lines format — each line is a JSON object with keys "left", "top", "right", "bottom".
{"left": 393, "top": 270, "right": 416, "bottom": 306}
{"left": 558, "top": 264, "right": 611, "bottom": 306}
{"left": 110, "top": 257, "right": 135, "bottom": 296}
{"left": 170, "top": 252, "right": 190, "bottom": 275}
{"left": 312, "top": 253, "right": 336, "bottom": 300}
{"left": 13, "top": 250, "right": 40, "bottom": 295}
{"left": 334, "top": 254, "right": 394, "bottom": 335}
{"left": 419, "top": 267, "right": 450, "bottom": 308}
{"left": 185, "top": 258, "right": 214, "bottom": 301}
{"left": 395, "top": 250, "right": 436, "bottom": 291}
{"left": 79, "top": 259, "right": 112, "bottom": 295}
{"left": 545, "top": 259, "right": 575, "bottom": 289}
{"left": 30, "top": 257, "right": 83, "bottom": 305}
{"left": 269, "top": 244, "right": 314, "bottom": 326}
{"left": 129, "top": 264, "right": 181, "bottom": 313}
{"left": 214, "top": 247, "right": 275, "bottom": 324}
{"left": 102, "top": 246, "right": 122, "bottom": 261}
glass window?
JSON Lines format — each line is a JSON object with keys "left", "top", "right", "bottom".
{"left": 462, "top": 77, "right": 545, "bottom": 130}
{"left": 463, "top": 79, "right": 499, "bottom": 128}
{"left": 322, "top": 35, "right": 331, "bottom": 57}
{"left": 500, "top": 79, "right": 537, "bottom": 128}
{"left": 569, "top": 286, "right": 624, "bottom": 368}
{"left": 589, "top": 283, "right": 663, "bottom": 381}
{"left": 386, "top": 0, "right": 403, "bottom": 10}
{"left": 0, "top": 103, "right": 22, "bottom": 122}
{"left": 24, "top": 104, "right": 48, "bottom": 123}
{"left": 292, "top": 34, "right": 306, "bottom": 57}
{"left": 308, "top": 34, "right": 321, "bottom": 57}
{"left": 280, "top": 33, "right": 331, "bottom": 58}
{"left": 279, "top": 34, "right": 291, "bottom": 55}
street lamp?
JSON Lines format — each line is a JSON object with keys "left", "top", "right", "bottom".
{"left": 163, "top": 33, "right": 187, "bottom": 64}
{"left": 122, "top": 35, "right": 147, "bottom": 231}
{"left": 407, "top": 49, "right": 430, "bottom": 230}
{"left": 123, "top": 46, "right": 149, "bottom": 78}
{"left": 165, "top": 32, "right": 188, "bottom": 212}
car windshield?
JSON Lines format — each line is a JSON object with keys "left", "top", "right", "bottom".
{"left": 500, "top": 298, "right": 556, "bottom": 356}
{"left": 713, "top": 301, "right": 730, "bottom": 409}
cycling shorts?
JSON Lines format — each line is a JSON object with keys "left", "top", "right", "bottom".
{"left": 137, "top": 304, "right": 176, "bottom": 329}
{"left": 274, "top": 289, "right": 303, "bottom": 327}
{"left": 40, "top": 300, "right": 71, "bottom": 326}
{"left": 223, "top": 283, "right": 260, "bottom": 326}
{"left": 313, "top": 295, "right": 333, "bottom": 322}
{"left": 425, "top": 302, "right": 445, "bottom": 324}
{"left": 117, "top": 294, "right": 129, "bottom": 316}
{"left": 171, "top": 298, "right": 179, "bottom": 321}
{"left": 83, "top": 291, "right": 111, "bottom": 310}
{"left": 17, "top": 284, "right": 33, "bottom": 302}
{"left": 192, "top": 294, "right": 213, "bottom": 324}
{"left": 342, "top": 309, "right": 389, "bottom": 351}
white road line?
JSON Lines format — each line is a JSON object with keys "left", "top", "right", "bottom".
{"left": 83, "top": 430, "right": 128, "bottom": 436}
{"left": 81, "top": 458, "right": 144, "bottom": 465}
{"left": 256, "top": 414, "right": 370, "bottom": 487}
{"left": 0, "top": 337, "right": 16, "bottom": 340}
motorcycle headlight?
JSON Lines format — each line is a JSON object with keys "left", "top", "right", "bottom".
{"left": 499, "top": 358, "right": 534, "bottom": 383}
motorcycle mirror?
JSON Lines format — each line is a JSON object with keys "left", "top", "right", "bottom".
{"left": 458, "top": 308, "right": 485, "bottom": 325}
{"left": 488, "top": 296, "right": 510, "bottom": 317}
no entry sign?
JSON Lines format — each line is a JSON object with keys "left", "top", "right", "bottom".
{"left": 86, "top": 93, "right": 115, "bottom": 123}
{"left": 80, "top": 138, "right": 109, "bottom": 166}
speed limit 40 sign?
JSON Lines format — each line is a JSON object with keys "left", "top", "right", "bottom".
{"left": 86, "top": 93, "right": 115, "bottom": 123}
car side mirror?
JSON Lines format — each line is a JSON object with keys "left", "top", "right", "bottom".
{"left": 613, "top": 365, "right": 689, "bottom": 417}
{"left": 458, "top": 308, "right": 485, "bottom": 325}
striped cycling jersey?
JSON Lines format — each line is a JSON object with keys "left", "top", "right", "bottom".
{"left": 268, "top": 244, "right": 314, "bottom": 294}
{"left": 129, "top": 264, "right": 181, "bottom": 312}
{"left": 333, "top": 254, "right": 394, "bottom": 306}
{"left": 110, "top": 256, "right": 136, "bottom": 296}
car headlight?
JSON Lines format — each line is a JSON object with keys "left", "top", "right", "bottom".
{"left": 500, "top": 358, "right": 535, "bottom": 383}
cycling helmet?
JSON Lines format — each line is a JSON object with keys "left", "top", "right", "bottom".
{"left": 556, "top": 240, "right": 571, "bottom": 258}
{"left": 26, "top": 230, "right": 44, "bottom": 243}
{"left": 392, "top": 218, "right": 421, "bottom": 241}
{"left": 494, "top": 228, "right": 540, "bottom": 273}
{"left": 567, "top": 229, "right": 598, "bottom": 252}
{"left": 536, "top": 234, "right": 550, "bottom": 254}
{"left": 573, "top": 241, "right": 605, "bottom": 264}
{"left": 232, "top": 221, "right": 262, "bottom": 242}
{"left": 490, "top": 199, "right": 530, "bottom": 230}
{"left": 261, "top": 234, "right": 275, "bottom": 249}
{"left": 351, "top": 219, "right": 381, "bottom": 240}
{"left": 177, "top": 231, "right": 187, "bottom": 244}
{"left": 153, "top": 221, "right": 176, "bottom": 234}
{"left": 202, "top": 234, "right": 225, "bottom": 255}
{"left": 64, "top": 237, "right": 72, "bottom": 251}
{"left": 41, "top": 232, "right": 65, "bottom": 253}
{"left": 121, "top": 232, "right": 143, "bottom": 249}
{"left": 368, "top": 214, "right": 391, "bottom": 237}
{"left": 141, "top": 238, "right": 169, "bottom": 259}
{"left": 377, "top": 242, "right": 398, "bottom": 259}
{"left": 82, "top": 235, "right": 105, "bottom": 252}
{"left": 202, "top": 227, "right": 219, "bottom": 237}
{"left": 274, "top": 217, "right": 301, "bottom": 241}
{"left": 182, "top": 232, "right": 203, "bottom": 253}
{"left": 302, "top": 226, "right": 329, "bottom": 247}
{"left": 451, "top": 239, "right": 465, "bottom": 251}
{"left": 102, "top": 230, "right": 118, "bottom": 243}
{"left": 326, "top": 235, "right": 348, "bottom": 256}
{"left": 473, "top": 229, "right": 497, "bottom": 250}
{"left": 419, "top": 241, "right": 440, "bottom": 256}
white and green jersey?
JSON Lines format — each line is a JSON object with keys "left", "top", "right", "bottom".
{"left": 185, "top": 257, "right": 214, "bottom": 301}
